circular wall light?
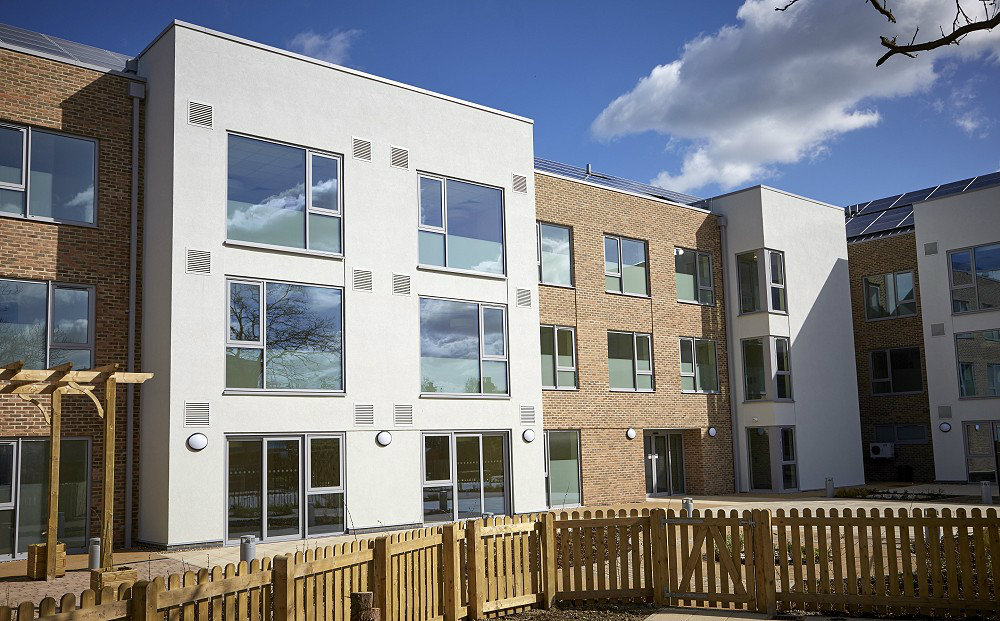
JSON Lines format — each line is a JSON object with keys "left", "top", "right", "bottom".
{"left": 375, "top": 431, "right": 392, "bottom": 447}
{"left": 939, "top": 422, "right": 952, "bottom": 433}
{"left": 186, "top": 433, "right": 208, "bottom": 452}
{"left": 625, "top": 428, "right": 637, "bottom": 440}
{"left": 708, "top": 427, "right": 718, "bottom": 438}
{"left": 522, "top": 429, "right": 535, "bottom": 443}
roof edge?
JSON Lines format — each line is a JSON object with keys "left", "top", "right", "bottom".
{"left": 0, "top": 38, "right": 141, "bottom": 79}
{"left": 535, "top": 169, "right": 712, "bottom": 215}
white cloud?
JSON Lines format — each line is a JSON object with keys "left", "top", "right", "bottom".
{"left": 288, "top": 29, "right": 363, "bottom": 65}
{"left": 945, "top": 77, "right": 994, "bottom": 137}
{"left": 592, "top": 0, "right": 1000, "bottom": 194}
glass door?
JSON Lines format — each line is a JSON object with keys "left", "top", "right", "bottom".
{"left": 747, "top": 428, "right": 773, "bottom": 491}
{"left": 266, "top": 438, "right": 301, "bottom": 539}
{"left": 965, "top": 422, "right": 999, "bottom": 483}
{"left": 227, "top": 437, "right": 302, "bottom": 542}
{"left": 456, "top": 435, "right": 483, "bottom": 519}
{"left": 422, "top": 432, "right": 509, "bottom": 523}
{"left": 644, "top": 431, "right": 685, "bottom": 496}
{"left": 0, "top": 442, "right": 14, "bottom": 559}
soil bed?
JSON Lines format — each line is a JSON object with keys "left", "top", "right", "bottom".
{"left": 504, "top": 603, "right": 658, "bottom": 620}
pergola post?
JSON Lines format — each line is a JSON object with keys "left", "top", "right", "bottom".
{"left": 46, "top": 389, "right": 62, "bottom": 581}
{"left": 101, "top": 376, "right": 117, "bottom": 569}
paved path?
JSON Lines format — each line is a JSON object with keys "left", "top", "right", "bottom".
{"left": 645, "top": 609, "right": 880, "bottom": 621}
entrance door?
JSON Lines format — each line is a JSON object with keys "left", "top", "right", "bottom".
{"left": 965, "top": 422, "right": 1000, "bottom": 483}
{"left": 644, "top": 431, "right": 685, "bottom": 496}
{"left": 422, "top": 433, "right": 509, "bottom": 523}
{"left": 747, "top": 427, "right": 798, "bottom": 492}
{"left": 227, "top": 437, "right": 302, "bottom": 542}
{"left": 748, "top": 428, "right": 773, "bottom": 491}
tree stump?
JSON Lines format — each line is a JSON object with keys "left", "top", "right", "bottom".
{"left": 350, "top": 591, "right": 380, "bottom": 621}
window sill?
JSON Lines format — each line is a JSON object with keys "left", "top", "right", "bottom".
{"left": 677, "top": 299, "right": 716, "bottom": 308}
{"left": 958, "top": 394, "right": 1000, "bottom": 400}
{"left": 539, "top": 282, "right": 575, "bottom": 290}
{"left": 419, "top": 393, "right": 510, "bottom": 400}
{"left": 681, "top": 390, "right": 721, "bottom": 395}
{"left": 737, "top": 310, "right": 788, "bottom": 317}
{"left": 741, "top": 398, "right": 795, "bottom": 404}
{"left": 223, "top": 389, "right": 345, "bottom": 397}
{"left": 951, "top": 307, "right": 1000, "bottom": 317}
{"left": 416, "top": 264, "right": 507, "bottom": 281}
{"left": 0, "top": 209, "right": 97, "bottom": 228}
{"left": 609, "top": 389, "right": 655, "bottom": 393}
{"left": 865, "top": 314, "right": 918, "bottom": 323}
{"left": 605, "top": 291, "right": 651, "bottom": 299}
{"left": 224, "top": 239, "right": 344, "bottom": 260}
{"left": 872, "top": 391, "right": 924, "bottom": 397}
{"left": 542, "top": 387, "right": 579, "bottom": 392}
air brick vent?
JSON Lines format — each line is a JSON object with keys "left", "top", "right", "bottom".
{"left": 390, "top": 146, "right": 409, "bottom": 169}
{"left": 924, "top": 242, "right": 938, "bottom": 256}
{"left": 931, "top": 323, "right": 945, "bottom": 336}
{"left": 938, "top": 405, "right": 952, "bottom": 419}
{"left": 392, "top": 273, "right": 411, "bottom": 296}
{"left": 183, "top": 402, "right": 210, "bottom": 427}
{"left": 519, "top": 405, "right": 536, "bottom": 426}
{"left": 516, "top": 288, "right": 532, "bottom": 308}
{"left": 185, "top": 249, "right": 211, "bottom": 274}
{"left": 352, "top": 138, "right": 372, "bottom": 161}
{"left": 354, "top": 404, "right": 375, "bottom": 426}
{"left": 393, "top": 404, "right": 414, "bottom": 426}
{"left": 187, "top": 101, "right": 213, "bottom": 128}
{"left": 353, "top": 269, "right": 373, "bottom": 291}
{"left": 512, "top": 174, "right": 528, "bottom": 193}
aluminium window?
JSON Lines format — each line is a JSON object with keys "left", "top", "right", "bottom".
{"left": 675, "top": 248, "right": 714, "bottom": 304}
{"left": 540, "top": 325, "right": 577, "bottom": 389}
{"left": 774, "top": 337, "right": 792, "bottom": 399}
{"left": 0, "top": 124, "right": 97, "bottom": 225}
{"left": 226, "top": 134, "right": 342, "bottom": 254}
{"left": 780, "top": 428, "right": 798, "bottom": 491}
{"left": 954, "top": 329, "right": 1000, "bottom": 398}
{"left": 864, "top": 271, "right": 916, "bottom": 320}
{"left": 736, "top": 251, "right": 761, "bottom": 313}
{"left": 306, "top": 435, "right": 345, "bottom": 536}
{"left": 0, "top": 278, "right": 95, "bottom": 369}
{"left": 949, "top": 242, "right": 1000, "bottom": 312}
{"left": 537, "top": 222, "right": 573, "bottom": 286}
{"left": 870, "top": 347, "right": 922, "bottom": 395}
{"left": 545, "top": 430, "right": 581, "bottom": 508}
{"left": 875, "top": 423, "right": 928, "bottom": 445}
{"left": 679, "top": 337, "right": 719, "bottom": 393}
{"left": 225, "top": 279, "right": 344, "bottom": 391}
{"left": 605, "top": 235, "right": 648, "bottom": 296}
{"left": 608, "top": 331, "right": 653, "bottom": 391}
{"left": 418, "top": 175, "right": 505, "bottom": 275}
{"left": 419, "top": 298, "right": 508, "bottom": 395}
{"left": 737, "top": 249, "right": 788, "bottom": 314}
{"left": 741, "top": 336, "right": 792, "bottom": 401}
{"left": 768, "top": 251, "right": 787, "bottom": 312}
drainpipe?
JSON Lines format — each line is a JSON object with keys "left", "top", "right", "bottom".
{"left": 125, "top": 78, "right": 145, "bottom": 548}
{"left": 716, "top": 212, "right": 742, "bottom": 493}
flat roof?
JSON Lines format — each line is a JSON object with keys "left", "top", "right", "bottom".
{"left": 0, "top": 21, "right": 132, "bottom": 74}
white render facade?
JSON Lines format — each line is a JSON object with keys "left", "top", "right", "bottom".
{"left": 137, "top": 22, "right": 545, "bottom": 548}
{"left": 913, "top": 184, "right": 1000, "bottom": 483}
{"left": 708, "top": 186, "right": 866, "bottom": 493}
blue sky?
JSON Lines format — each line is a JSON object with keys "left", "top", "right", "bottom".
{"left": 6, "top": 0, "right": 999, "bottom": 205}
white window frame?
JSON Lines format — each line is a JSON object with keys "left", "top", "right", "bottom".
{"left": 544, "top": 430, "right": 582, "bottom": 509}
{"left": 419, "top": 296, "right": 509, "bottom": 396}
{"left": 420, "top": 432, "right": 510, "bottom": 523}
{"left": 0, "top": 277, "right": 96, "bottom": 369}
{"left": 774, "top": 337, "right": 792, "bottom": 400}
{"left": 678, "top": 337, "right": 719, "bottom": 394}
{"left": 224, "top": 277, "right": 345, "bottom": 394}
{"left": 737, "top": 248, "right": 788, "bottom": 315}
{"left": 674, "top": 247, "right": 714, "bottom": 305}
{"left": 536, "top": 222, "right": 574, "bottom": 287}
{"left": 741, "top": 336, "right": 793, "bottom": 402}
{"left": 767, "top": 250, "right": 787, "bottom": 313}
{"left": 416, "top": 173, "right": 507, "bottom": 276}
{"left": 608, "top": 330, "right": 654, "bottom": 392}
{"left": 948, "top": 242, "right": 1000, "bottom": 314}
{"left": 870, "top": 347, "right": 923, "bottom": 396}
{"left": 541, "top": 325, "right": 577, "bottom": 390}
{"left": 863, "top": 271, "right": 917, "bottom": 321}
{"left": 0, "top": 123, "right": 98, "bottom": 227}
{"left": 604, "top": 234, "right": 649, "bottom": 296}
{"left": 0, "top": 441, "right": 15, "bottom": 512}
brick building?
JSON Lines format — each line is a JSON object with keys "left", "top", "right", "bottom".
{"left": 0, "top": 25, "right": 144, "bottom": 558}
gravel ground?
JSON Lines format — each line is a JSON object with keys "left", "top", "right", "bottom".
{"left": 504, "top": 603, "right": 660, "bottom": 620}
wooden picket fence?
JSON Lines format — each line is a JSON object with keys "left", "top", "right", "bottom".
{"left": 3, "top": 505, "right": 1000, "bottom": 621}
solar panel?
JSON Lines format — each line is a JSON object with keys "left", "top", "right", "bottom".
{"left": 534, "top": 157, "right": 701, "bottom": 205}
{"left": 964, "top": 171, "right": 1000, "bottom": 193}
{"left": 863, "top": 206, "right": 912, "bottom": 235}
{"left": 0, "top": 22, "right": 131, "bottom": 73}
{"left": 926, "top": 178, "right": 974, "bottom": 200}
{"left": 894, "top": 187, "right": 936, "bottom": 206}
{"left": 845, "top": 212, "right": 881, "bottom": 238}
{"left": 857, "top": 194, "right": 902, "bottom": 215}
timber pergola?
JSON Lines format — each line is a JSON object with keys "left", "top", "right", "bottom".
{"left": 0, "top": 360, "right": 153, "bottom": 580}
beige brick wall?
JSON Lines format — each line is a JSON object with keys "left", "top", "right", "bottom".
{"left": 0, "top": 48, "right": 144, "bottom": 545}
{"left": 847, "top": 232, "right": 934, "bottom": 482}
{"left": 536, "top": 173, "right": 734, "bottom": 504}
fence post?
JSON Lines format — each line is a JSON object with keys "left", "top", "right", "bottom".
{"left": 466, "top": 518, "right": 486, "bottom": 620}
{"left": 273, "top": 554, "right": 295, "bottom": 621}
{"left": 131, "top": 579, "right": 159, "bottom": 621}
{"left": 753, "top": 510, "right": 777, "bottom": 618}
{"left": 373, "top": 537, "right": 390, "bottom": 620}
{"left": 442, "top": 524, "right": 461, "bottom": 621}
{"left": 650, "top": 507, "right": 668, "bottom": 606}
{"left": 540, "top": 513, "right": 557, "bottom": 609}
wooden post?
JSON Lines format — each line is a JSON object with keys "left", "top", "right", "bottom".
{"left": 754, "top": 510, "right": 777, "bottom": 617}
{"left": 540, "top": 513, "right": 557, "bottom": 609}
{"left": 349, "top": 592, "right": 380, "bottom": 621}
{"left": 442, "top": 524, "right": 461, "bottom": 621}
{"left": 467, "top": 518, "right": 485, "bottom": 620}
{"left": 372, "top": 537, "right": 390, "bottom": 621}
{"left": 650, "top": 508, "right": 668, "bottom": 606}
{"left": 101, "top": 377, "right": 117, "bottom": 569}
{"left": 45, "top": 389, "right": 63, "bottom": 581}
{"left": 131, "top": 579, "right": 159, "bottom": 621}
{"left": 273, "top": 554, "right": 294, "bottom": 621}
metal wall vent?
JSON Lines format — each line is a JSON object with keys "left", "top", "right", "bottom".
{"left": 183, "top": 402, "right": 210, "bottom": 427}
{"left": 393, "top": 404, "right": 414, "bottom": 426}
{"left": 938, "top": 405, "right": 952, "bottom": 419}
{"left": 352, "top": 138, "right": 372, "bottom": 161}
{"left": 392, "top": 273, "right": 411, "bottom": 296}
{"left": 353, "top": 404, "right": 375, "bottom": 426}
{"left": 390, "top": 146, "right": 409, "bottom": 169}
{"left": 185, "top": 249, "right": 211, "bottom": 274}
{"left": 187, "top": 101, "right": 213, "bottom": 129}
{"left": 512, "top": 174, "right": 528, "bottom": 194}
{"left": 924, "top": 242, "right": 938, "bottom": 256}
{"left": 353, "top": 269, "right": 373, "bottom": 291}
{"left": 516, "top": 288, "right": 532, "bottom": 308}
{"left": 931, "top": 323, "right": 945, "bottom": 336}
{"left": 519, "top": 405, "right": 536, "bottom": 426}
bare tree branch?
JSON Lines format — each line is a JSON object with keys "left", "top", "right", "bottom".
{"left": 868, "top": 0, "right": 896, "bottom": 23}
{"left": 774, "top": 0, "right": 801, "bottom": 12}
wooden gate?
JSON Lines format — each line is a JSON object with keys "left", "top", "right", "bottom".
{"left": 661, "top": 509, "right": 775, "bottom": 614}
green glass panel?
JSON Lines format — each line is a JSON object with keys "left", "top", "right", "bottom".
{"left": 482, "top": 361, "right": 508, "bottom": 395}
{"left": 546, "top": 431, "right": 580, "bottom": 507}
{"left": 675, "top": 251, "right": 697, "bottom": 302}
{"left": 226, "top": 348, "right": 263, "bottom": 389}
{"left": 419, "top": 230, "right": 445, "bottom": 267}
{"left": 607, "top": 333, "right": 635, "bottom": 390}
{"left": 695, "top": 339, "right": 718, "bottom": 392}
{"left": 308, "top": 213, "right": 341, "bottom": 254}
{"left": 539, "top": 327, "right": 555, "bottom": 388}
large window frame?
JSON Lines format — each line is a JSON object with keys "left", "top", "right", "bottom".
{"left": 540, "top": 325, "right": 577, "bottom": 390}
{"left": 420, "top": 432, "right": 510, "bottom": 523}
{"left": 0, "top": 123, "right": 98, "bottom": 227}
{"left": 417, "top": 173, "right": 507, "bottom": 276}
{"left": 954, "top": 329, "right": 1000, "bottom": 399}
{"left": 304, "top": 434, "right": 346, "bottom": 537}
{"left": 736, "top": 248, "right": 788, "bottom": 315}
{"left": 419, "top": 297, "right": 509, "bottom": 396}
{"left": 607, "top": 331, "right": 654, "bottom": 392}
{"left": 678, "top": 337, "right": 720, "bottom": 394}
{"left": 544, "top": 430, "right": 582, "bottom": 509}
{"left": 604, "top": 235, "right": 650, "bottom": 297}
{"left": 949, "top": 242, "right": 1000, "bottom": 314}
{"left": 0, "top": 277, "right": 96, "bottom": 370}
{"left": 536, "top": 222, "right": 574, "bottom": 287}
{"left": 869, "top": 347, "right": 923, "bottom": 396}
{"left": 225, "top": 133, "right": 344, "bottom": 257}
{"left": 741, "top": 336, "right": 793, "bottom": 402}
{"left": 224, "top": 277, "right": 345, "bottom": 394}
{"left": 874, "top": 423, "right": 928, "bottom": 445}
{"left": 864, "top": 271, "right": 917, "bottom": 320}
{"left": 674, "top": 247, "right": 714, "bottom": 305}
